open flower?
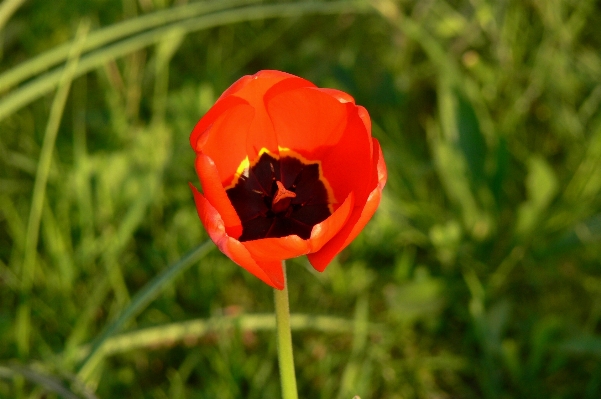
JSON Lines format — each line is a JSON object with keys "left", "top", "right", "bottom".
{"left": 190, "top": 70, "right": 386, "bottom": 289}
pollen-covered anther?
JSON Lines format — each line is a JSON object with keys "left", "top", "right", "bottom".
{"left": 272, "top": 181, "right": 296, "bottom": 213}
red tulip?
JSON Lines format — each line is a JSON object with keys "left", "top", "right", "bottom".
{"left": 190, "top": 70, "right": 387, "bottom": 289}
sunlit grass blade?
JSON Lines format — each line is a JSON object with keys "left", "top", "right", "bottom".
{"left": 76, "top": 240, "right": 213, "bottom": 383}
{"left": 0, "top": 363, "right": 96, "bottom": 399}
{"left": 0, "top": 0, "right": 259, "bottom": 92}
{"left": 61, "top": 277, "right": 112, "bottom": 370}
{"left": 0, "top": 0, "right": 370, "bottom": 122}
{"left": 373, "top": 0, "right": 458, "bottom": 77}
{"left": 41, "top": 199, "right": 75, "bottom": 290}
{"left": 74, "top": 313, "right": 374, "bottom": 360}
{"left": 336, "top": 295, "right": 369, "bottom": 399}
{"left": 151, "top": 29, "right": 185, "bottom": 126}
{"left": 16, "top": 20, "right": 90, "bottom": 358}
{"left": 0, "top": 0, "right": 26, "bottom": 30}
{"left": 21, "top": 19, "right": 89, "bottom": 289}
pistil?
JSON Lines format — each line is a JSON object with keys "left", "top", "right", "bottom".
{"left": 272, "top": 181, "right": 296, "bottom": 213}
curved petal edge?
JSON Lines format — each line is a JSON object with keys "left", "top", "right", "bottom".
{"left": 189, "top": 183, "right": 284, "bottom": 289}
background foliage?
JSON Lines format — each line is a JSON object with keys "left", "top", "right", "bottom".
{"left": 1, "top": 0, "right": 601, "bottom": 398}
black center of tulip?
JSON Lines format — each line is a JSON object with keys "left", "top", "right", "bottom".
{"left": 226, "top": 152, "right": 332, "bottom": 241}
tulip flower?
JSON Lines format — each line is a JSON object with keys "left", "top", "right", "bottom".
{"left": 189, "top": 70, "right": 386, "bottom": 290}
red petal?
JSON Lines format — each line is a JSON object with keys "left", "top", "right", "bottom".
{"left": 190, "top": 95, "right": 248, "bottom": 151}
{"left": 190, "top": 183, "right": 284, "bottom": 289}
{"left": 217, "top": 75, "right": 254, "bottom": 101}
{"left": 242, "top": 73, "right": 316, "bottom": 161}
{"left": 243, "top": 102, "right": 279, "bottom": 163}
{"left": 191, "top": 71, "right": 313, "bottom": 186}
{"left": 193, "top": 102, "right": 255, "bottom": 186}
{"left": 307, "top": 139, "right": 387, "bottom": 272}
{"left": 319, "top": 103, "right": 373, "bottom": 204}
{"left": 263, "top": 75, "right": 316, "bottom": 106}
{"left": 233, "top": 192, "right": 353, "bottom": 263}
{"left": 242, "top": 235, "right": 310, "bottom": 262}
{"left": 357, "top": 105, "right": 371, "bottom": 136}
{"left": 307, "top": 191, "right": 354, "bottom": 252}
{"left": 267, "top": 88, "right": 373, "bottom": 205}
{"left": 317, "top": 88, "right": 355, "bottom": 104}
{"left": 266, "top": 87, "right": 349, "bottom": 162}
{"left": 194, "top": 154, "right": 242, "bottom": 238}
{"left": 230, "top": 70, "right": 309, "bottom": 106}
{"left": 373, "top": 137, "right": 388, "bottom": 191}
{"left": 217, "top": 70, "right": 295, "bottom": 101}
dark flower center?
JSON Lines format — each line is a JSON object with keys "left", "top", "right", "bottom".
{"left": 226, "top": 151, "right": 332, "bottom": 241}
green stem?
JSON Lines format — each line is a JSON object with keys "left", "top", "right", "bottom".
{"left": 274, "top": 261, "right": 298, "bottom": 399}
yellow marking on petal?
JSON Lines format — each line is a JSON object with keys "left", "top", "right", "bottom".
{"left": 234, "top": 156, "right": 250, "bottom": 180}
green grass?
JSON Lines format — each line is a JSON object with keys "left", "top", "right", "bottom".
{"left": 1, "top": 0, "right": 601, "bottom": 397}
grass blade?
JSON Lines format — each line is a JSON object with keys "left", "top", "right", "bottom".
{"left": 15, "top": 20, "right": 90, "bottom": 358}
{"left": 76, "top": 240, "right": 213, "bottom": 382}
{"left": 0, "top": 0, "right": 259, "bottom": 92}
{"left": 0, "top": 364, "right": 96, "bottom": 399}
{"left": 75, "top": 313, "right": 374, "bottom": 360}
{"left": 21, "top": 20, "right": 90, "bottom": 289}
{"left": 0, "top": 0, "right": 370, "bottom": 122}
{"left": 0, "top": 0, "right": 26, "bottom": 30}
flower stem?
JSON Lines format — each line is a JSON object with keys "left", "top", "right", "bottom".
{"left": 274, "top": 261, "right": 298, "bottom": 399}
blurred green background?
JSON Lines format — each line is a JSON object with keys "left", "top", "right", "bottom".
{"left": 1, "top": 0, "right": 601, "bottom": 397}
